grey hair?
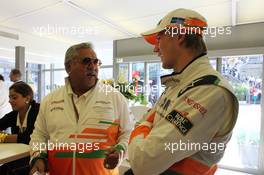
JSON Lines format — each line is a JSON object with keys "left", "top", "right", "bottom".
{"left": 64, "top": 42, "right": 94, "bottom": 68}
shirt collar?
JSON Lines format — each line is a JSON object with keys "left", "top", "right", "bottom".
{"left": 161, "top": 54, "right": 210, "bottom": 87}
{"left": 65, "top": 77, "right": 97, "bottom": 98}
{"left": 16, "top": 105, "right": 31, "bottom": 133}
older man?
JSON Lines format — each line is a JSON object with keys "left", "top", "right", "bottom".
{"left": 30, "top": 42, "right": 133, "bottom": 175}
{"left": 128, "top": 8, "right": 238, "bottom": 175}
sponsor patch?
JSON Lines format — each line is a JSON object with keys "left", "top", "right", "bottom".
{"left": 165, "top": 110, "right": 193, "bottom": 135}
{"left": 184, "top": 96, "right": 207, "bottom": 116}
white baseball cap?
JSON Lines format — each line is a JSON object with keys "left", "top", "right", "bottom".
{"left": 141, "top": 8, "right": 207, "bottom": 45}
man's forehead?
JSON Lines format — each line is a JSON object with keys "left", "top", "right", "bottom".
{"left": 78, "top": 48, "right": 97, "bottom": 58}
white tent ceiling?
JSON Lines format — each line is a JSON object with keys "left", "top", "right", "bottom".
{"left": 0, "top": 0, "right": 263, "bottom": 63}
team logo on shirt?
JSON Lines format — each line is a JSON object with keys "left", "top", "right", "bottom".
{"left": 184, "top": 96, "right": 207, "bottom": 116}
{"left": 165, "top": 110, "right": 193, "bottom": 135}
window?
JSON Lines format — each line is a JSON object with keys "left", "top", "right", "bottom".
{"left": 147, "top": 63, "right": 161, "bottom": 106}
{"left": 26, "top": 63, "right": 41, "bottom": 102}
{"left": 0, "top": 58, "right": 15, "bottom": 85}
{"left": 54, "top": 70, "right": 67, "bottom": 89}
{"left": 99, "top": 67, "right": 113, "bottom": 80}
{"left": 219, "top": 55, "right": 262, "bottom": 172}
{"left": 118, "top": 63, "right": 129, "bottom": 83}
{"left": 44, "top": 71, "right": 51, "bottom": 96}
{"left": 132, "top": 63, "right": 145, "bottom": 83}
{"left": 209, "top": 58, "right": 217, "bottom": 70}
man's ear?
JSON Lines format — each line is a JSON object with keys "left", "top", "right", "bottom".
{"left": 65, "top": 62, "right": 71, "bottom": 74}
{"left": 177, "top": 34, "right": 186, "bottom": 46}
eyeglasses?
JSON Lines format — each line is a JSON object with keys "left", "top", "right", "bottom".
{"left": 79, "top": 57, "right": 102, "bottom": 66}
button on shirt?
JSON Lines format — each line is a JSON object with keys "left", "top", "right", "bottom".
{"left": 65, "top": 80, "right": 96, "bottom": 120}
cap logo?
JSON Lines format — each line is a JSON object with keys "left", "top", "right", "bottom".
{"left": 170, "top": 17, "right": 185, "bottom": 25}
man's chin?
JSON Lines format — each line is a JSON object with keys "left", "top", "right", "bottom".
{"left": 84, "top": 77, "right": 97, "bottom": 87}
{"left": 162, "top": 63, "right": 171, "bottom": 69}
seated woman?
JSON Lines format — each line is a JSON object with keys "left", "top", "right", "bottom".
{"left": 0, "top": 82, "right": 40, "bottom": 175}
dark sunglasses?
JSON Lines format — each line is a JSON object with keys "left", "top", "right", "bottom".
{"left": 80, "top": 57, "right": 102, "bottom": 66}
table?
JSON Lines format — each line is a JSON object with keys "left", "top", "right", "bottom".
{"left": 0, "top": 143, "right": 30, "bottom": 164}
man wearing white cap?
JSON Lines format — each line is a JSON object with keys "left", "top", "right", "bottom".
{"left": 128, "top": 8, "right": 238, "bottom": 175}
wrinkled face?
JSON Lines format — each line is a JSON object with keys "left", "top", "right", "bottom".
{"left": 67, "top": 48, "right": 101, "bottom": 90}
{"left": 154, "top": 31, "right": 179, "bottom": 69}
{"left": 9, "top": 89, "right": 30, "bottom": 111}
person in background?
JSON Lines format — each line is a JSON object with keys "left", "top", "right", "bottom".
{"left": 9, "top": 69, "right": 22, "bottom": 83}
{"left": 0, "top": 82, "right": 40, "bottom": 175}
{"left": 127, "top": 8, "right": 238, "bottom": 175}
{"left": 29, "top": 42, "right": 133, "bottom": 175}
{"left": 0, "top": 74, "right": 12, "bottom": 119}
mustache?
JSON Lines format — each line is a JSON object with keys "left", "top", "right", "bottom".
{"left": 86, "top": 70, "right": 97, "bottom": 76}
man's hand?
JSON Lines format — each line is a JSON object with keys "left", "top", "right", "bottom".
{"left": 104, "top": 147, "right": 124, "bottom": 169}
{"left": 30, "top": 159, "right": 46, "bottom": 175}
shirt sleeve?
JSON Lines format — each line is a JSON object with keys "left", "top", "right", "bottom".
{"left": 0, "top": 113, "right": 13, "bottom": 131}
{"left": 128, "top": 86, "right": 236, "bottom": 175}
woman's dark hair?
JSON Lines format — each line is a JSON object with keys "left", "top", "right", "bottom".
{"left": 9, "top": 82, "right": 34, "bottom": 101}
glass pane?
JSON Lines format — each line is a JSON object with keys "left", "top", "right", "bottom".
{"left": 26, "top": 63, "right": 40, "bottom": 102}
{"left": 132, "top": 62, "right": 146, "bottom": 104}
{"left": 219, "top": 55, "right": 262, "bottom": 170}
{"left": 53, "top": 70, "right": 68, "bottom": 90}
{"left": 27, "top": 63, "right": 39, "bottom": 71}
{"left": 99, "top": 67, "right": 113, "bottom": 80}
{"left": 44, "top": 71, "right": 51, "bottom": 96}
{"left": 132, "top": 62, "right": 145, "bottom": 84}
{"left": 44, "top": 63, "right": 51, "bottom": 69}
{"left": 147, "top": 63, "right": 161, "bottom": 106}
{"left": 54, "top": 62, "right": 65, "bottom": 69}
{"left": 210, "top": 58, "right": 217, "bottom": 70}
{"left": 0, "top": 58, "right": 15, "bottom": 85}
{"left": 118, "top": 63, "right": 129, "bottom": 83}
